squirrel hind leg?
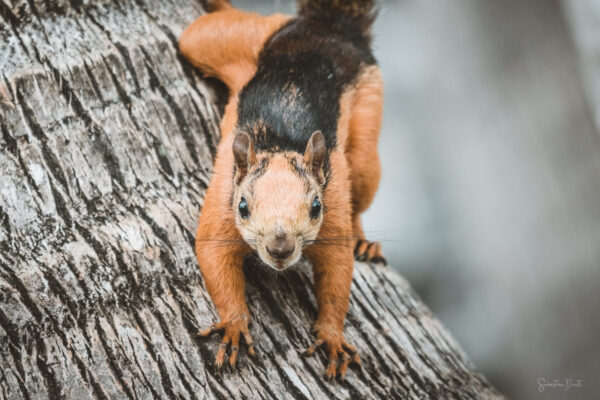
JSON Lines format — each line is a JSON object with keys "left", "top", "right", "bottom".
{"left": 352, "top": 216, "right": 386, "bottom": 265}
{"left": 179, "top": 9, "right": 290, "bottom": 93}
{"left": 345, "top": 66, "right": 385, "bottom": 265}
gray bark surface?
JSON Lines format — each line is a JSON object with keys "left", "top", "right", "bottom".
{"left": 0, "top": 0, "right": 502, "bottom": 398}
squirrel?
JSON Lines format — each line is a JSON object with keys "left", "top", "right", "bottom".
{"left": 179, "top": 0, "right": 384, "bottom": 380}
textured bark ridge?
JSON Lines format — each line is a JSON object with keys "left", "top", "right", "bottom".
{"left": 0, "top": 1, "right": 502, "bottom": 398}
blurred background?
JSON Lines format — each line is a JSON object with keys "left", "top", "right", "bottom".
{"left": 238, "top": 1, "right": 600, "bottom": 398}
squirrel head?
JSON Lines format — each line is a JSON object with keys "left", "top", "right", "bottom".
{"left": 231, "top": 131, "right": 326, "bottom": 270}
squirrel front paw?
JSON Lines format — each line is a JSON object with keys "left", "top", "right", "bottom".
{"left": 303, "top": 326, "right": 361, "bottom": 380}
{"left": 198, "top": 315, "right": 255, "bottom": 369}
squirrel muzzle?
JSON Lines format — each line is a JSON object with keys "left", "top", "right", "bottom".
{"left": 266, "top": 231, "right": 296, "bottom": 265}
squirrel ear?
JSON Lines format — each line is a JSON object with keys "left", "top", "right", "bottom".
{"left": 303, "top": 130, "right": 326, "bottom": 184}
{"left": 232, "top": 132, "right": 256, "bottom": 185}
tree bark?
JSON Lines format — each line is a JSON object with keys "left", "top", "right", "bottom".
{"left": 0, "top": 0, "right": 503, "bottom": 398}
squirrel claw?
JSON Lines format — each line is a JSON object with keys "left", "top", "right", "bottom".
{"left": 304, "top": 335, "right": 360, "bottom": 380}
{"left": 198, "top": 317, "right": 255, "bottom": 369}
{"left": 198, "top": 321, "right": 226, "bottom": 337}
{"left": 302, "top": 339, "right": 324, "bottom": 356}
{"left": 354, "top": 239, "right": 386, "bottom": 265}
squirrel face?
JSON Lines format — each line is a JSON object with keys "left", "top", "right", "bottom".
{"left": 231, "top": 131, "right": 326, "bottom": 270}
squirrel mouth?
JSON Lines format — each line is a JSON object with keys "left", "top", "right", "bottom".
{"left": 274, "top": 260, "right": 287, "bottom": 270}
{"left": 257, "top": 247, "right": 300, "bottom": 271}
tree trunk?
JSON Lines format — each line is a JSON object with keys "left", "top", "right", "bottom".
{"left": 0, "top": 0, "right": 502, "bottom": 398}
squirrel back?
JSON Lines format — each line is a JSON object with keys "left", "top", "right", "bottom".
{"left": 183, "top": 0, "right": 385, "bottom": 377}
{"left": 236, "top": 0, "right": 378, "bottom": 172}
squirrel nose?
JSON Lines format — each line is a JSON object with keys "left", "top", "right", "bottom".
{"left": 266, "top": 234, "right": 295, "bottom": 260}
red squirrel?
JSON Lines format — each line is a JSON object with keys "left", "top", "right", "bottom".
{"left": 179, "top": 0, "right": 384, "bottom": 379}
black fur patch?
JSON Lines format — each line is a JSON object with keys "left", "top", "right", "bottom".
{"left": 252, "top": 157, "right": 270, "bottom": 178}
{"left": 288, "top": 156, "right": 307, "bottom": 180}
{"left": 287, "top": 156, "right": 314, "bottom": 192}
{"left": 236, "top": 15, "right": 376, "bottom": 172}
{"left": 247, "top": 157, "right": 270, "bottom": 196}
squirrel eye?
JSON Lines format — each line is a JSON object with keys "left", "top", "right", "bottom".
{"left": 239, "top": 197, "right": 250, "bottom": 219}
{"left": 310, "top": 196, "right": 321, "bottom": 219}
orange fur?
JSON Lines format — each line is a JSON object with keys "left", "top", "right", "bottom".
{"left": 186, "top": 8, "right": 293, "bottom": 334}
{"left": 195, "top": 136, "right": 250, "bottom": 313}
{"left": 304, "top": 148, "right": 354, "bottom": 329}
{"left": 181, "top": 4, "right": 384, "bottom": 376}
{"left": 179, "top": 9, "right": 290, "bottom": 93}
{"left": 345, "top": 67, "right": 384, "bottom": 260}
{"left": 301, "top": 69, "right": 384, "bottom": 365}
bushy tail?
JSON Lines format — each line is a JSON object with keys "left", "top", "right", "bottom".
{"left": 297, "top": 0, "right": 376, "bottom": 34}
